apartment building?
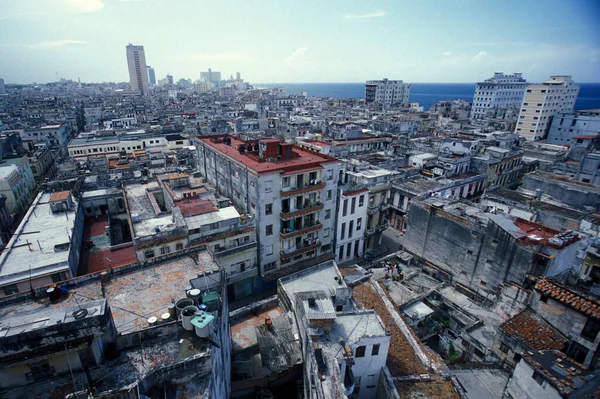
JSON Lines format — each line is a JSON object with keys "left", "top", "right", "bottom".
{"left": 470, "top": 72, "right": 528, "bottom": 119}
{"left": 20, "top": 124, "right": 70, "bottom": 157}
{"left": 365, "top": 78, "right": 410, "bottom": 106}
{"left": 515, "top": 75, "right": 580, "bottom": 141}
{"left": 0, "top": 157, "right": 36, "bottom": 216}
{"left": 195, "top": 135, "right": 339, "bottom": 282}
{"left": 67, "top": 132, "right": 170, "bottom": 159}
{"left": 546, "top": 109, "right": 600, "bottom": 145}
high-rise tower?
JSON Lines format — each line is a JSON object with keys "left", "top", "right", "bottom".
{"left": 126, "top": 44, "right": 150, "bottom": 95}
{"left": 146, "top": 66, "right": 156, "bottom": 85}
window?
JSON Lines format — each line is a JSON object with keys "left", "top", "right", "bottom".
{"left": 3, "top": 284, "right": 18, "bottom": 295}
{"left": 372, "top": 344, "right": 380, "bottom": 356}
{"left": 264, "top": 261, "right": 277, "bottom": 271}
{"left": 282, "top": 177, "right": 290, "bottom": 188}
{"left": 532, "top": 371, "right": 545, "bottom": 386}
{"left": 327, "top": 169, "right": 333, "bottom": 180}
{"left": 266, "top": 225, "right": 273, "bottom": 236}
{"left": 354, "top": 376, "right": 361, "bottom": 394}
{"left": 582, "top": 317, "right": 600, "bottom": 342}
{"left": 323, "top": 228, "right": 330, "bottom": 238}
{"left": 176, "top": 243, "right": 184, "bottom": 251}
{"left": 357, "top": 218, "right": 362, "bottom": 229}
{"left": 144, "top": 250, "right": 155, "bottom": 259}
{"left": 500, "top": 342, "right": 510, "bottom": 354}
{"left": 326, "top": 190, "right": 332, "bottom": 201}
{"left": 366, "top": 374, "right": 376, "bottom": 388}
{"left": 351, "top": 197, "right": 356, "bottom": 214}
{"left": 347, "top": 243, "right": 352, "bottom": 257}
{"left": 265, "top": 203, "right": 273, "bottom": 215}
{"left": 325, "top": 209, "right": 331, "bottom": 220}
{"left": 160, "top": 246, "right": 170, "bottom": 255}
{"left": 341, "top": 223, "right": 346, "bottom": 240}
{"left": 264, "top": 180, "right": 273, "bottom": 192}
{"left": 540, "top": 294, "right": 548, "bottom": 303}
{"left": 355, "top": 345, "right": 366, "bottom": 357}
{"left": 343, "top": 199, "right": 348, "bottom": 216}
{"left": 265, "top": 245, "right": 273, "bottom": 256}
{"left": 348, "top": 221, "right": 354, "bottom": 238}
{"left": 27, "top": 362, "right": 54, "bottom": 381}
{"left": 359, "top": 195, "right": 364, "bottom": 206}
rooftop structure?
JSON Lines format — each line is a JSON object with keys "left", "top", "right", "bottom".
{"left": 499, "top": 308, "right": 569, "bottom": 351}
{"left": 0, "top": 191, "right": 83, "bottom": 296}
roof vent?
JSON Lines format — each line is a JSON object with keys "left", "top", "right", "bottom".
{"left": 308, "top": 297, "right": 317, "bottom": 308}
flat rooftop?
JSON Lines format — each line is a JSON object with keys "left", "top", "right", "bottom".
{"left": 199, "top": 135, "right": 337, "bottom": 175}
{"left": 0, "top": 192, "right": 79, "bottom": 286}
{"left": 279, "top": 260, "right": 346, "bottom": 303}
{"left": 0, "top": 157, "right": 25, "bottom": 179}
{"left": 231, "top": 305, "right": 283, "bottom": 353}
{"left": 0, "top": 251, "right": 219, "bottom": 334}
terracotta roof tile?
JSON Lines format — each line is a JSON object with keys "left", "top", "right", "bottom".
{"left": 535, "top": 278, "right": 600, "bottom": 319}
{"left": 500, "top": 308, "right": 569, "bottom": 351}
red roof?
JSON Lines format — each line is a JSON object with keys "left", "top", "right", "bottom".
{"left": 199, "top": 135, "right": 337, "bottom": 175}
{"left": 500, "top": 308, "right": 569, "bottom": 350}
{"left": 535, "top": 278, "right": 600, "bottom": 318}
{"left": 176, "top": 198, "right": 218, "bottom": 217}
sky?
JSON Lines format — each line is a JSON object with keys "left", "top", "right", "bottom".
{"left": 0, "top": 0, "right": 599, "bottom": 84}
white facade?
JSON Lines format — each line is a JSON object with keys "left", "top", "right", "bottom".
{"left": 365, "top": 78, "right": 410, "bottom": 106}
{"left": 335, "top": 189, "right": 368, "bottom": 264}
{"left": 505, "top": 358, "right": 563, "bottom": 399}
{"left": 0, "top": 157, "right": 36, "bottom": 216}
{"left": 68, "top": 134, "right": 169, "bottom": 159}
{"left": 516, "top": 75, "right": 580, "bottom": 141}
{"left": 126, "top": 44, "right": 150, "bottom": 95}
{"left": 471, "top": 72, "right": 528, "bottom": 119}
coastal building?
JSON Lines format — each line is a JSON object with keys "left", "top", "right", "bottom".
{"left": 194, "top": 135, "right": 339, "bottom": 283}
{"left": 515, "top": 75, "right": 580, "bottom": 141}
{"left": 125, "top": 44, "right": 150, "bottom": 95}
{"left": 365, "top": 78, "right": 410, "bottom": 106}
{"left": 546, "top": 109, "right": 600, "bottom": 145}
{"left": 470, "top": 72, "right": 528, "bottom": 119}
{"left": 0, "top": 157, "right": 36, "bottom": 217}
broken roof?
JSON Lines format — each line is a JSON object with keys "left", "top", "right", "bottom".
{"left": 535, "top": 279, "right": 600, "bottom": 319}
{"left": 500, "top": 308, "right": 569, "bottom": 351}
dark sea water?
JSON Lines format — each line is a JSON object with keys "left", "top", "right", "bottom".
{"left": 257, "top": 82, "right": 600, "bottom": 111}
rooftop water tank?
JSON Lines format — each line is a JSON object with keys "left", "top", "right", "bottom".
{"left": 181, "top": 305, "right": 199, "bottom": 331}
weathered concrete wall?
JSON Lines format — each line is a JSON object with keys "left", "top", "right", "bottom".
{"left": 523, "top": 173, "right": 600, "bottom": 212}
{"left": 505, "top": 359, "right": 562, "bottom": 399}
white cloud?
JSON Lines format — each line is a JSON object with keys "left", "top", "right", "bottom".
{"left": 62, "top": 0, "right": 104, "bottom": 14}
{"left": 28, "top": 39, "right": 87, "bottom": 49}
{"left": 442, "top": 51, "right": 452, "bottom": 56}
{"left": 343, "top": 11, "right": 386, "bottom": 19}
{"left": 285, "top": 47, "right": 308, "bottom": 63}
{"left": 472, "top": 50, "right": 489, "bottom": 63}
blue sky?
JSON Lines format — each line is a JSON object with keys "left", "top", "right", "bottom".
{"left": 0, "top": 0, "right": 599, "bottom": 84}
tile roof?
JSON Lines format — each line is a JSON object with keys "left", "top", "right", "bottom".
{"left": 49, "top": 191, "right": 70, "bottom": 202}
{"left": 535, "top": 278, "right": 600, "bottom": 319}
{"left": 500, "top": 308, "right": 569, "bottom": 351}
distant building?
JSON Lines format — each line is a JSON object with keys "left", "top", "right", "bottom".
{"left": 0, "top": 78, "right": 6, "bottom": 95}
{"left": 0, "top": 157, "right": 36, "bottom": 216}
{"left": 126, "top": 44, "right": 150, "bottom": 95}
{"left": 166, "top": 74, "right": 174, "bottom": 85}
{"left": 515, "top": 75, "right": 580, "bottom": 141}
{"left": 365, "top": 78, "right": 410, "bottom": 106}
{"left": 470, "top": 72, "right": 528, "bottom": 119}
{"left": 546, "top": 109, "right": 600, "bottom": 145}
{"left": 146, "top": 65, "right": 156, "bottom": 85}
{"left": 200, "top": 68, "right": 221, "bottom": 85}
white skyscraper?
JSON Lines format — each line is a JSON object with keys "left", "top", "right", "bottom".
{"left": 126, "top": 44, "right": 150, "bottom": 95}
{"left": 515, "top": 75, "right": 580, "bottom": 141}
{"left": 470, "top": 72, "right": 528, "bottom": 119}
{"left": 365, "top": 78, "right": 410, "bottom": 106}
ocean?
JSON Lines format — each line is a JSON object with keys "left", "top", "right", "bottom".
{"left": 256, "top": 82, "right": 600, "bottom": 111}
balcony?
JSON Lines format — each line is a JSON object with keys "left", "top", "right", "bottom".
{"left": 367, "top": 203, "right": 380, "bottom": 215}
{"left": 280, "top": 222, "right": 322, "bottom": 239}
{"left": 380, "top": 203, "right": 391, "bottom": 211}
{"left": 280, "top": 240, "right": 321, "bottom": 259}
{"left": 281, "top": 181, "right": 325, "bottom": 198}
{"left": 377, "top": 219, "right": 390, "bottom": 232}
{"left": 226, "top": 265, "right": 259, "bottom": 284}
{"left": 364, "top": 227, "right": 376, "bottom": 236}
{"left": 280, "top": 202, "right": 323, "bottom": 220}
{"left": 211, "top": 241, "right": 257, "bottom": 258}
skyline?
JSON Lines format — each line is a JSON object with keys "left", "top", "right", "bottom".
{"left": 0, "top": 0, "right": 599, "bottom": 84}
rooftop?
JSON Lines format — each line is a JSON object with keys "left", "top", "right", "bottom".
{"left": 0, "top": 192, "right": 79, "bottom": 286}
{"left": 0, "top": 251, "right": 219, "bottom": 334}
{"left": 198, "top": 135, "right": 337, "bottom": 175}
{"left": 500, "top": 308, "right": 569, "bottom": 351}
{"left": 522, "top": 350, "right": 600, "bottom": 397}
{"left": 535, "top": 278, "right": 600, "bottom": 319}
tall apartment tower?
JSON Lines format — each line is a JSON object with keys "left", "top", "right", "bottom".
{"left": 515, "top": 75, "right": 580, "bottom": 141}
{"left": 126, "top": 44, "right": 150, "bottom": 95}
{"left": 470, "top": 72, "right": 528, "bottom": 119}
{"left": 365, "top": 78, "right": 410, "bottom": 106}
{"left": 146, "top": 66, "right": 156, "bottom": 85}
